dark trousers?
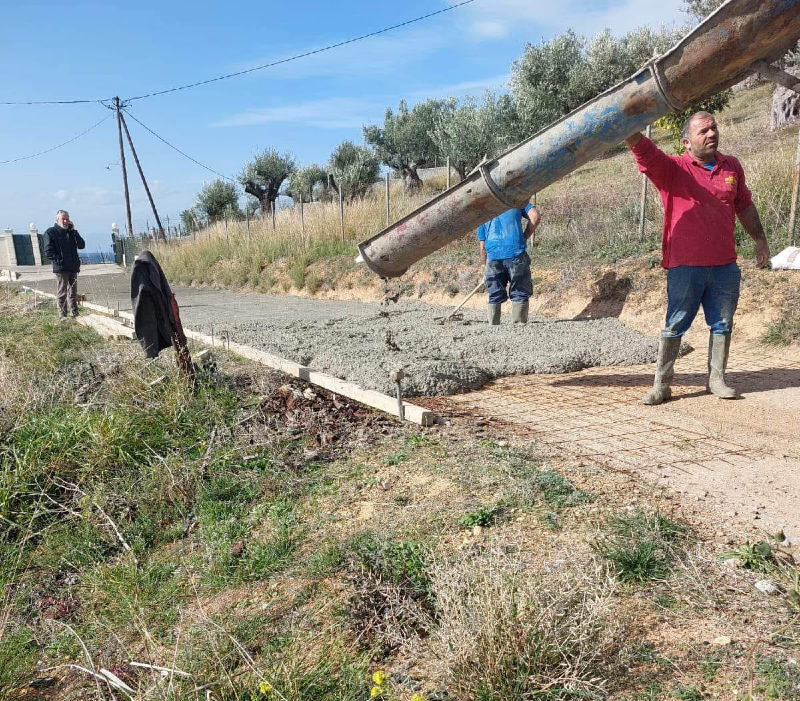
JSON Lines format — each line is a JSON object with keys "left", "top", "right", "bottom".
{"left": 55, "top": 272, "right": 78, "bottom": 317}
{"left": 485, "top": 251, "right": 532, "bottom": 304}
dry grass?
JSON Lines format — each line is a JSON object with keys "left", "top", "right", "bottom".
{"left": 156, "top": 176, "right": 451, "bottom": 291}
{"left": 429, "top": 552, "right": 623, "bottom": 700}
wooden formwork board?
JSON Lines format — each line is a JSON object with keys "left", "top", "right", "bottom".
{"left": 23, "top": 286, "right": 436, "bottom": 426}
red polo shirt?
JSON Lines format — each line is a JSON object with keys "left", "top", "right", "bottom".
{"left": 629, "top": 136, "right": 753, "bottom": 269}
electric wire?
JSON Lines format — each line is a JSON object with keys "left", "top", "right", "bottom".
{"left": 124, "top": 0, "right": 474, "bottom": 101}
{"left": 0, "top": 113, "right": 112, "bottom": 164}
{"left": 122, "top": 107, "right": 236, "bottom": 181}
{"left": 0, "top": 1, "right": 474, "bottom": 106}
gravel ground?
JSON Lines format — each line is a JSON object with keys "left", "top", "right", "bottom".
{"left": 23, "top": 272, "right": 659, "bottom": 396}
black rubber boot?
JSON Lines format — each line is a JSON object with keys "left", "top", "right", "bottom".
{"left": 487, "top": 303, "right": 501, "bottom": 325}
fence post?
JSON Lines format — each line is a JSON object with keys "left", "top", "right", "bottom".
{"left": 246, "top": 213, "right": 251, "bottom": 242}
{"left": 300, "top": 199, "right": 305, "bottom": 248}
{"left": 638, "top": 124, "right": 652, "bottom": 243}
{"left": 339, "top": 187, "right": 345, "bottom": 244}
{"left": 446, "top": 156, "right": 451, "bottom": 190}
{"left": 272, "top": 203, "right": 276, "bottom": 231}
{"left": 385, "top": 172, "right": 390, "bottom": 226}
{"left": 788, "top": 126, "right": 800, "bottom": 247}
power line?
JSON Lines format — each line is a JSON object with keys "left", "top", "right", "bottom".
{"left": 125, "top": 0, "right": 474, "bottom": 101}
{"left": 0, "top": 113, "right": 112, "bottom": 164}
{"left": 0, "top": 1, "right": 474, "bottom": 106}
{"left": 122, "top": 107, "right": 236, "bottom": 181}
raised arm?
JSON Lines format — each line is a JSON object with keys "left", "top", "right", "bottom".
{"left": 625, "top": 132, "right": 679, "bottom": 190}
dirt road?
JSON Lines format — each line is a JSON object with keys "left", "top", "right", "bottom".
{"left": 20, "top": 266, "right": 800, "bottom": 539}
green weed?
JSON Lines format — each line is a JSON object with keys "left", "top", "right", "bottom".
{"left": 594, "top": 510, "right": 687, "bottom": 584}
{"left": 724, "top": 540, "right": 775, "bottom": 572}
{"left": 460, "top": 503, "right": 505, "bottom": 528}
{"left": 755, "top": 657, "right": 800, "bottom": 699}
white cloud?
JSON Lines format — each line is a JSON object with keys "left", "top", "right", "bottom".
{"left": 214, "top": 97, "right": 386, "bottom": 129}
{"left": 51, "top": 186, "right": 119, "bottom": 208}
{"left": 228, "top": 27, "right": 449, "bottom": 82}
{"left": 453, "top": 0, "right": 686, "bottom": 41}
{"left": 405, "top": 74, "right": 510, "bottom": 100}
{"left": 470, "top": 20, "right": 509, "bottom": 39}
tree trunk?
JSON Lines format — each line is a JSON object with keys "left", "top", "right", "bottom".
{"left": 402, "top": 166, "right": 423, "bottom": 191}
{"left": 770, "top": 66, "right": 800, "bottom": 130}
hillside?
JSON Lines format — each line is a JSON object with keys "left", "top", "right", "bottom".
{"left": 2, "top": 288, "right": 799, "bottom": 700}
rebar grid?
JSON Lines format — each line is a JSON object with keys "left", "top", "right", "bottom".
{"left": 420, "top": 343, "right": 800, "bottom": 478}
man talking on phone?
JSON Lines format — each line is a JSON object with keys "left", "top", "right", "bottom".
{"left": 43, "top": 209, "right": 86, "bottom": 320}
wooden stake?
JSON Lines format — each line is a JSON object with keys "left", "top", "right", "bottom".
{"left": 114, "top": 97, "right": 133, "bottom": 246}
{"left": 119, "top": 112, "right": 166, "bottom": 241}
{"left": 385, "top": 172, "right": 390, "bottom": 226}
{"left": 339, "top": 187, "right": 344, "bottom": 244}
{"left": 170, "top": 293, "right": 195, "bottom": 380}
{"left": 789, "top": 127, "right": 800, "bottom": 247}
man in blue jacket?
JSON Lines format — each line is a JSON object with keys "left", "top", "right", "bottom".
{"left": 477, "top": 204, "right": 540, "bottom": 325}
{"left": 43, "top": 210, "right": 85, "bottom": 320}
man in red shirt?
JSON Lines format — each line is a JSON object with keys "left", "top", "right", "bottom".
{"left": 626, "top": 111, "right": 770, "bottom": 405}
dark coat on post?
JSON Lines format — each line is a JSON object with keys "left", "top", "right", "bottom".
{"left": 131, "top": 250, "right": 175, "bottom": 358}
{"left": 43, "top": 225, "right": 85, "bottom": 273}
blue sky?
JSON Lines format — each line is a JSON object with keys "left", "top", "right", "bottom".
{"left": 0, "top": 0, "right": 686, "bottom": 252}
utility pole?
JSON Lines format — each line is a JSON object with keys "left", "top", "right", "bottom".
{"left": 119, "top": 112, "right": 166, "bottom": 241}
{"left": 114, "top": 97, "right": 133, "bottom": 244}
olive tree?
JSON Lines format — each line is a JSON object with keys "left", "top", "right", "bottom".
{"left": 195, "top": 179, "right": 240, "bottom": 223}
{"left": 364, "top": 98, "right": 452, "bottom": 190}
{"left": 430, "top": 93, "right": 519, "bottom": 180}
{"left": 239, "top": 148, "right": 296, "bottom": 216}
{"left": 285, "top": 164, "right": 328, "bottom": 203}
{"left": 510, "top": 26, "right": 679, "bottom": 137}
{"left": 328, "top": 140, "right": 380, "bottom": 201}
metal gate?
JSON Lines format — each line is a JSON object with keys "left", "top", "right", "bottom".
{"left": 38, "top": 234, "right": 50, "bottom": 264}
{"left": 12, "top": 234, "right": 34, "bottom": 265}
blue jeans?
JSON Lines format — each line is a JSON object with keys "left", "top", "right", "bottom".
{"left": 662, "top": 262, "right": 740, "bottom": 338}
{"left": 485, "top": 251, "right": 532, "bottom": 304}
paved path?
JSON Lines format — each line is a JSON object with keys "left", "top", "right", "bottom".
{"left": 420, "top": 340, "right": 800, "bottom": 538}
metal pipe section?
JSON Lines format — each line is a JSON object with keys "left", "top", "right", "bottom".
{"left": 357, "top": 0, "right": 800, "bottom": 279}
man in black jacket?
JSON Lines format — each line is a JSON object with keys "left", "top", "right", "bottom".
{"left": 43, "top": 210, "right": 85, "bottom": 320}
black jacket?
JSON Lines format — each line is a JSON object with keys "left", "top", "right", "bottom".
{"left": 131, "top": 250, "right": 176, "bottom": 359}
{"left": 43, "top": 225, "right": 85, "bottom": 273}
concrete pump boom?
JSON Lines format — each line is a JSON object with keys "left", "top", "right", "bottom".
{"left": 356, "top": 0, "right": 800, "bottom": 279}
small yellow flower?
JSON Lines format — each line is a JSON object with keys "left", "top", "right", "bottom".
{"left": 370, "top": 685, "right": 383, "bottom": 698}
{"left": 410, "top": 695, "right": 425, "bottom": 701}
{"left": 259, "top": 681, "right": 273, "bottom": 695}
{"left": 372, "top": 670, "right": 388, "bottom": 686}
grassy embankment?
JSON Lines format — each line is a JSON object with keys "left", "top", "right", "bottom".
{"left": 153, "top": 83, "right": 800, "bottom": 343}
{"left": 155, "top": 86, "right": 792, "bottom": 281}
{"left": 1, "top": 289, "right": 799, "bottom": 700}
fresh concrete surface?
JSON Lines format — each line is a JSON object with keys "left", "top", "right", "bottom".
{"left": 20, "top": 270, "right": 659, "bottom": 396}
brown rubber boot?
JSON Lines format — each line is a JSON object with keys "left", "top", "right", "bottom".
{"left": 706, "top": 332, "right": 738, "bottom": 399}
{"left": 487, "top": 303, "right": 501, "bottom": 325}
{"left": 643, "top": 336, "right": 681, "bottom": 405}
